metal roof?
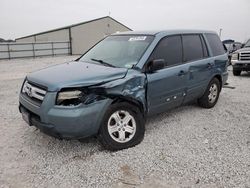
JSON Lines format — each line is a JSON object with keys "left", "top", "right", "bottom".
{"left": 16, "top": 16, "right": 132, "bottom": 40}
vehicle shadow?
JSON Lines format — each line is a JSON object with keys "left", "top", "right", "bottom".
{"left": 23, "top": 102, "right": 200, "bottom": 153}
{"left": 145, "top": 102, "right": 199, "bottom": 133}
{"left": 240, "top": 71, "right": 250, "bottom": 78}
{"left": 23, "top": 125, "right": 103, "bottom": 155}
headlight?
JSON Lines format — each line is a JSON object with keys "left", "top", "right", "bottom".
{"left": 231, "top": 53, "right": 239, "bottom": 61}
{"left": 22, "top": 80, "right": 28, "bottom": 93}
{"left": 56, "top": 90, "right": 83, "bottom": 106}
{"left": 56, "top": 88, "right": 105, "bottom": 106}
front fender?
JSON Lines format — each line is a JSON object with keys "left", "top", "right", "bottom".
{"left": 89, "top": 69, "right": 147, "bottom": 114}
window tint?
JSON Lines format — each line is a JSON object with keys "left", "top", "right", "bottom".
{"left": 205, "top": 33, "right": 225, "bottom": 56}
{"left": 182, "top": 34, "right": 203, "bottom": 62}
{"left": 150, "top": 35, "right": 182, "bottom": 67}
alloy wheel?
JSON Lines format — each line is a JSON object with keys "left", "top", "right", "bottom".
{"left": 107, "top": 110, "right": 136, "bottom": 143}
{"left": 208, "top": 83, "right": 218, "bottom": 103}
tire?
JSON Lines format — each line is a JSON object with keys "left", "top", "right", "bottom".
{"left": 228, "top": 56, "right": 232, "bottom": 66}
{"left": 98, "top": 102, "right": 145, "bottom": 151}
{"left": 198, "top": 78, "right": 221, "bottom": 108}
{"left": 233, "top": 69, "right": 241, "bottom": 76}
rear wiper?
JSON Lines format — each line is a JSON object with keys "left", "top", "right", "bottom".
{"left": 91, "top": 58, "right": 116, "bottom": 67}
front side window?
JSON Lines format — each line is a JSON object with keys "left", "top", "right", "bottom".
{"left": 182, "top": 34, "right": 204, "bottom": 62}
{"left": 150, "top": 35, "right": 183, "bottom": 67}
{"left": 79, "top": 35, "right": 154, "bottom": 68}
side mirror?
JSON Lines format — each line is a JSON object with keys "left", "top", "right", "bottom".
{"left": 241, "top": 43, "right": 245, "bottom": 48}
{"left": 148, "top": 59, "right": 165, "bottom": 73}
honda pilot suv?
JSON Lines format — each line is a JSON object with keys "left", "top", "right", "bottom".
{"left": 19, "top": 30, "right": 228, "bottom": 150}
{"left": 231, "top": 39, "right": 250, "bottom": 76}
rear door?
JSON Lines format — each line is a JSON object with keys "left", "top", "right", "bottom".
{"left": 182, "top": 34, "right": 212, "bottom": 103}
{"left": 146, "top": 35, "right": 188, "bottom": 115}
{"left": 204, "top": 33, "right": 228, "bottom": 84}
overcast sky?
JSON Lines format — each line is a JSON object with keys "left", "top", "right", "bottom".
{"left": 1, "top": 0, "right": 250, "bottom": 42}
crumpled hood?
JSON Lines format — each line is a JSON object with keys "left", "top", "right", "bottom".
{"left": 27, "top": 61, "right": 128, "bottom": 91}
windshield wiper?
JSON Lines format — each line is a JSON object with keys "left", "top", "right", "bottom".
{"left": 91, "top": 58, "right": 116, "bottom": 67}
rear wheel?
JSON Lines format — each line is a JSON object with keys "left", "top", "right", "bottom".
{"left": 98, "top": 102, "right": 145, "bottom": 150}
{"left": 233, "top": 69, "right": 241, "bottom": 76}
{"left": 198, "top": 78, "right": 221, "bottom": 108}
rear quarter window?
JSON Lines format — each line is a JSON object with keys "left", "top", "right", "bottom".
{"left": 205, "top": 33, "right": 225, "bottom": 56}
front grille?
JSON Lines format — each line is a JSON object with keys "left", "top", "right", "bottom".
{"left": 239, "top": 51, "right": 250, "bottom": 61}
{"left": 22, "top": 81, "right": 47, "bottom": 106}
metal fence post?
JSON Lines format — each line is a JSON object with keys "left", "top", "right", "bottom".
{"left": 68, "top": 27, "right": 73, "bottom": 55}
{"left": 52, "top": 42, "right": 54, "bottom": 56}
{"left": 7, "top": 43, "right": 11, "bottom": 59}
{"left": 32, "top": 43, "right": 35, "bottom": 58}
{"left": 68, "top": 42, "right": 71, "bottom": 55}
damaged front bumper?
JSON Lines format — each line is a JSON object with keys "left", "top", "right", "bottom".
{"left": 19, "top": 91, "right": 112, "bottom": 139}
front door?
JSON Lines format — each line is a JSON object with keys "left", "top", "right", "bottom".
{"left": 147, "top": 64, "right": 188, "bottom": 115}
{"left": 146, "top": 35, "right": 187, "bottom": 115}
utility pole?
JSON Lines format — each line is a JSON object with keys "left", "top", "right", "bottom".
{"left": 219, "top": 28, "right": 222, "bottom": 38}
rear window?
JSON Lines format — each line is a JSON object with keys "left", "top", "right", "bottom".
{"left": 205, "top": 33, "right": 225, "bottom": 56}
{"left": 182, "top": 34, "right": 204, "bottom": 62}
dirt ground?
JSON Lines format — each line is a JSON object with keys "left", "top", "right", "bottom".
{"left": 0, "top": 56, "right": 249, "bottom": 188}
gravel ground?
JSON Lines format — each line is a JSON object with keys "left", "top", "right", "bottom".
{"left": 0, "top": 56, "right": 249, "bottom": 188}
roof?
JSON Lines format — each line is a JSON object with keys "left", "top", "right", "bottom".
{"left": 16, "top": 16, "right": 132, "bottom": 40}
{"left": 113, "top": 29, "right": 217, "bottom": 36}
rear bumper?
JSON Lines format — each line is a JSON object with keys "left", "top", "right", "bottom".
{"left": 19, "top": 92, "right": 112, "bottom": 139}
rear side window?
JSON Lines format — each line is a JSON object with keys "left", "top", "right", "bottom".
{"left": 150, "top": 35, "right": 182, "bottom": 67}
{"left": 182, "top": 34, "right": 204, "bottom": 62}
{"left": 205, "top": 33, "right": 225, "bottom": 56}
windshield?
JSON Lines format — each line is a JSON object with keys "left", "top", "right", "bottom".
{"left": 245, "top": 40, "right": 250, "bottom": 47}
{"left": 79, "top": 35, "right": 154, "bottom": 68}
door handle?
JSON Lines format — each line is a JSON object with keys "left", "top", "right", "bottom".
{"left": 178, "top": 70, "right": 186, "bottom": 76}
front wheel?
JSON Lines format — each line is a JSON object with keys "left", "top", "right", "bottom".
{"left": 198, "top": 78, "right": 221, "bottom": 108}
{"left": 98, "top": 102, "right": 145, "bottom": 150}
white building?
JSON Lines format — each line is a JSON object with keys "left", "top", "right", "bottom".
{"left": 15, "top": 16, "right": 131, "bottom": 55}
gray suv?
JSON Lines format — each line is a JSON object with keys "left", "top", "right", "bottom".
{"left": 19, "top": 30, "right": 228, "bottom": 150}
